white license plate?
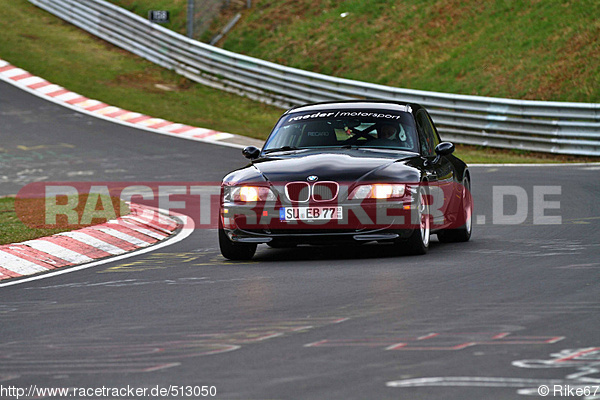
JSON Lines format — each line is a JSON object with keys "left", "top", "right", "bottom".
{"left": 280, "top": 206, "right": 343, "bottom": 221}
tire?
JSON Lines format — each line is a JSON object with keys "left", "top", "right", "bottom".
{"left": 219, "top": 228, "right": 257, "bottom": 260}
{"left": 399, "top": 184, "right": 430, "bottom": 255}
{"left": 437, "top": 177, "right": 472, "bottom": 243}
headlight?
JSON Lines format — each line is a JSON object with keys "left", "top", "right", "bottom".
{"left": 225, "top": 186, "right": 277, "bottom": 202}
{"left": 349, "top": 184, "right": 406, "bottom": 199}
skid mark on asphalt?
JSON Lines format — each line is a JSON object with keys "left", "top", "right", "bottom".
{"left": 0, "top": 317, "right": 349, "bottom": 378}
{"left": 0, "top": 301, "right": 86, "bottom": 319}
{"left": 387, "top": 347, "right": 600, "bottom": 398}
{"left": 23, "top": 276, "right": 252, "bottom": 290}
{"left": 464, "top": 238, "right": 594, "bottom": 257}
{"left": 555, "top": 262, "right": 600, "bottom": 269}
{"left": 0, "top": 143, "right": 80, "bottom": 185}
{"left": 99, "top": 250, "right": 256, "bottom": 273}
{"left": 305, "top": 331, "right": 563, "bottom": 351}
{"left": 458, "top": 302, "right": 600, "bottom": 315}
{"left": 0, "top": 143, "right": 77, "bottom": 163}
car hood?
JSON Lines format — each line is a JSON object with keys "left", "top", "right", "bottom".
{"left": 223, "top": 148, "right": 422, "bottom": 184}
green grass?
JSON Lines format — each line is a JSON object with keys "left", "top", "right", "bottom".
{"left": 213, "top": 0, "right": 600, "bottom": 103}
{"left": 2, "top": 0, "right": 599, "bottom": 153}
{"left": 0, "top": 196, "right": 129, "bottom": 246}
{"left": 0, "top": 0, "right": 283, "bottom": 139}
{"left": 113, "top": 0, "right": 600, "bottom": 102}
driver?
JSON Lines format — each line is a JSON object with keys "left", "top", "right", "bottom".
{"left": 379, "top": 123, "right": 398, "bottom": 140}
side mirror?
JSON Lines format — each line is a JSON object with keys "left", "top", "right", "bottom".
{"left": 435, "top": 142, "right": 455, "bottom": 157}
{"left": 242, "top": 146, "right": 261, "bottom": 160}
{"left": 430, "top": 142, "right": 454, "bottom": 164}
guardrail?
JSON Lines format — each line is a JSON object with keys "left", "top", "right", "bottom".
{"left": 29, "top": 0, "right": 600, "bottom": 156}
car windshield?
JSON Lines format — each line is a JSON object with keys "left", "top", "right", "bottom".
{"left": 263, "top": 109, "right": 419, "bottom": 153}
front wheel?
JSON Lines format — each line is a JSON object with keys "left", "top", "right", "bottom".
{"left": 398, "top": 185, "right": 430, "bottom": 255}
{"left": 219, "top": 228, "right": 257, "bottom": 260}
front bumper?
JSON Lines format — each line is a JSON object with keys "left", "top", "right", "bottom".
{"left": 221, "top": 199, "right": 418, "bottom": 245}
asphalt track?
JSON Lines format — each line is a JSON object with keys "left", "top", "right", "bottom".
{"left": 1, "top": 80, "right": 599, "bottom": 399}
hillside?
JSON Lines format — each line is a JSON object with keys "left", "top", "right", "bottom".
{"left": 1, "top": 0, "right": 596, "bottom": 162}
{"left": 111, "top": 0, "right": 600, "bottom": 103}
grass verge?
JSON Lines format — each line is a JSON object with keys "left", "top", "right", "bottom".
{"left": 0, "top": 195, "right": 129, "bottom": 246}
{"left": 1, "top": 0, "right": 597, "bottom": 164}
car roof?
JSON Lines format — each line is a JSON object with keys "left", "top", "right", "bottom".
{"left": 283, "top": 100, "right": 423, "bottom": 115}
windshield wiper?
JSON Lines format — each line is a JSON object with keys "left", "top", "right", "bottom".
{"left": 263, "top": 146, "right": 301, "bottom": 154}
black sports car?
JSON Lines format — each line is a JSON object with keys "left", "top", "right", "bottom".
{"left": 219, "top": 101, "right": 472, "bottom": 260}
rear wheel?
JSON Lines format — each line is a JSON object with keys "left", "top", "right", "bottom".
{"left": 219, "top": 228, "right": 257, "bottom": 260}
{"left": 437, "top": 177, "right": 472, "bottom": 243}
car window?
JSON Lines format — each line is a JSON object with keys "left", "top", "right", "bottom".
{"left": 424, "top": 111, "right": 441, "bottom": 149}
{"left": 415, "top": 110, "right": 437, "bottom": 156}
{"left": 263, "top": 110, "right": 419, "bottom": 153}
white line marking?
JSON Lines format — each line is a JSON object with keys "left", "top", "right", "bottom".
{"left": 386, "top": 376, "right": 571, "bottom": 388}
{"left": 418, "top": 333, "right": 439, "bottom": 340}
{"left": 304, "top": 340, "right": 328, "bottom": 347}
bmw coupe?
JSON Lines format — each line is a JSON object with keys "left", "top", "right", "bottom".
{"left": 219, "top": 101, "right": 472, "bottom": 260}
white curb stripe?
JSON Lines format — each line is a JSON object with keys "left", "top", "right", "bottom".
{"left": 107, "top": 221, "right": 167, "bottom": 240}
{"left": 204, "top": 132, "right": 234, "bottom": 140}
{"left": 121, "top": 215, "right": 174, "bottom": 234}
{"left": 54, "top": 92, "right": 82, "bottom": 102}
{"left": 18, "top": 76, "right": 45, "bottom": 86}
{"left": 178, "top": 129, "right": 234, "bottom": 140}
{"left": 116, "top": 112, "right": 143, "bottom": 121}
{"left": 0, "top": 251, "right": 51, "bottom": 275}
{"left": 95, "top": 227, "right": 153, "bottom": 246}
{"left": 77, "top": 99, "right": 103, "bottom": 109}
{"left": 93, "top": 106, "right": 120, "bottom": 115}
{"left": 23, "top": 240, "right": 94, "bottom": 264}
{"left": 57, "top": 232, "right": 126, "bottom": 255}
{"left": 1, "top": 68, "right": 26, "bottom": 78}
{"left": 36, "top": 84, "right": 63, "bottom": 94}
{"left": 159, "top": 123, "right": 186, "bottom": 132}
{"left": 137, "top": 118, "right": 167, "bottom": 126}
